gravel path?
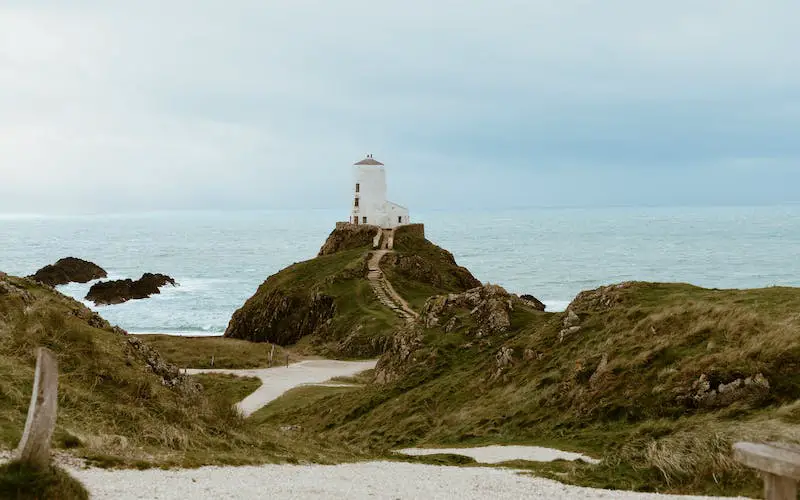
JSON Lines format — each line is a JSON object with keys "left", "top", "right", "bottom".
{"left": 186, "top": 359, "right": 377, "bottom": 416}
{"left": 396, "top": 445, "right": 601, "bottom": 464}
{"left": 71, "top": 461, "right": 748, "bottom": 500}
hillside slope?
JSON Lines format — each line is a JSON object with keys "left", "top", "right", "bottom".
{"left": 224, "top": 225, "right": 481, "bottom": 357}
{"left": 262, "top": 281, "right": 800, "bottom": 496}
{"left": 0, "top": 272, "right": 276, "bottom": 466}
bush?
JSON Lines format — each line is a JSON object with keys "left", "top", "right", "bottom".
{"left": 0, "top": 460, "right": 89, "bottom": 500}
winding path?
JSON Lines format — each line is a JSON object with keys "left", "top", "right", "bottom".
{"left": 367, "top": 250, "right": 419, "bottom": 322}
{"left": 186, "top": 359, "right": 377, "bottom": 417}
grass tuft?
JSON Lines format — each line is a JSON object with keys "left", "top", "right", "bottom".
{"left": 0, "top": 461, "right": 89, "bottom": 500}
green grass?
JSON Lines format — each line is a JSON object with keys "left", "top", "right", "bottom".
{"left": 0, "top": 274, "right": 360, "bottom": 468}
{"left": 190, "top": 374, "right": 262, "bottom": 406}
{"left": 0, "top": 461, "right": 88, "bottom": 500}
{"left": 250, "top": 282, "right": 800, "bottom": 497}
{"left": 133, "top": 335, "right": 296, "bottom": 369}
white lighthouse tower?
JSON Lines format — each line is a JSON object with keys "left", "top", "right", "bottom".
{"left": 350, "top": 154, "right": 409, "bottom": 228}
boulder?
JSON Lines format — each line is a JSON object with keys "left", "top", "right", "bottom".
{"left": 30, "top": 257, "right": 107, "bottom": 287}
{"left": 420, "top": 284, "right": 514, "bottom": 337}
{"left": 520, "top": 294, "right": 546, "bottom": 311}
{"left": 85, "top": 273, "right": 177, "bottom": 305}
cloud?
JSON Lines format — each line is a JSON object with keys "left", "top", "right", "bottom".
{"left": 1, "top": 1, "right": 799, "bottom": 213}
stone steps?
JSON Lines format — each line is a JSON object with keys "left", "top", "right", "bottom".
{"left": 366, "top": 250, "right": 418, "bottom": 322}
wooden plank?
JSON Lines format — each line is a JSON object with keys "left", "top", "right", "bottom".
{"left": 763, "top": 473, "right": 797, "bottom": 500}
{"left": 733, "top": 442, "right": 800, "bottom": 480}
{"left": 15, "top": 347, "right": 59, "bottom": 470}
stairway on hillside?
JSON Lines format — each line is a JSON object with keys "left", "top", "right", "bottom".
{"left": 367, "top": 249, "right": 418, "bottom": 322}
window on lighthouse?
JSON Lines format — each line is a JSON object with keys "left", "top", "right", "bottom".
{"left": 354, "top": 197, "right": 359, "bottom": 208}
{"left": 355, "top": 183, "right": 360, "bottom": 193}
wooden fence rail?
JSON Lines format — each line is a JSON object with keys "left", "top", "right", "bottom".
{"left": 733, "top": 441, "right": 800, "bottom": 500}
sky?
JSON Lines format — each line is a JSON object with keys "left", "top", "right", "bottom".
{"left": 1, "top": 1, "right": 799, "bottom": 214}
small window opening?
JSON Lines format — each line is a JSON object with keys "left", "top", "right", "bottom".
{"left": 354, "top": 197, "right": 359, "bottom": 207}
{"left": 355, "top": 183, "right": 360, "bottom": 193}
{"left": 362, "top": 216, "right": 367, "bottom": 224}
{"left": 398, "top": 216, "right": 402, "bottom": 223}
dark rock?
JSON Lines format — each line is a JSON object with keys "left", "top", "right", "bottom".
{"left": 86, "top": 273, "right": 177, "bottom": 305}
{"left": 225, "top": 289, "right": 336, "bottom": 346}
{"left": 30, "top": 257, "right": 107, "bottom": 287}
{"left": 685, "top": 373, "right": 771, "bottom": 408}
{"left": 520, "top": 294, "right": 546, "bottom": 311}
{"left": 126, "top": 337, "right": 200, "bottom": 395}
{"left": 318, "top": 224, "right": 378, "bottom": 256}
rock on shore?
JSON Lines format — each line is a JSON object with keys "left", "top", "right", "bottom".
{"left": 86, "top": 273, "right": 177, "bottom": 305}
{"left": 30, "top": 257, "right": 107, "bottom": 286}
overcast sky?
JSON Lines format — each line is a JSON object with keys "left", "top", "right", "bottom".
{"left": 1, "top": 1, "right": 798, "bottom": 214}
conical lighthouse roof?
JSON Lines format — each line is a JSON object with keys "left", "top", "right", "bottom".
{"left": 354, "top": 154, "right": 384, "bottom": 166}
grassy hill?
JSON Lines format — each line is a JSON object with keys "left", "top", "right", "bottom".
{"left": 0, "top": 273, "right": 337, "bottom": 468}
{"left": 254, "top": 281, "right": 800, "bottom": 497}
{"left": 224, "top": 225, "right": 481, "bottom": 357}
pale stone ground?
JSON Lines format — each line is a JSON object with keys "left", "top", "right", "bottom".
{"left": 185, "top": 359, "right": 378, "bottom": 416}
{"left": 69, "top": 462, "right": 748, "bottom": 500}
{"left": 395, "top": 445, "right": 601, "bottom": 464}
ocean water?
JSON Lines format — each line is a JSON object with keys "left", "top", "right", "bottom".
{"left": 1, "top": 206, "right": 799, "bottom": 335}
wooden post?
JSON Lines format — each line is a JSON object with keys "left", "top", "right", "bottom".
{"left": 15, "top": 347, "right": 58, "bottom": 470}
{"left": 269, "top": 344, "right": 275, "bottom": 368}
{"left": 210, "top": 355, "right": 215, "bottom": 368}
{"left": 733, "top": 442, "right": 800, "bottom": 500}
{"left": 285, "top": 354, "right": 289, "bottom": 368}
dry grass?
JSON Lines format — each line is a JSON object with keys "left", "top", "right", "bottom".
{"left": 132, "top": 335, "right": 298, "bottom": 369}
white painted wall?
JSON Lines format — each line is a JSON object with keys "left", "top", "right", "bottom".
{"left": 350, "top": 156, "right": 410, "bottom": 229}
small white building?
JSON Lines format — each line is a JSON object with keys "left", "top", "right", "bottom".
{"left": 350, "top": 154, "right": 410, "bottom": 228}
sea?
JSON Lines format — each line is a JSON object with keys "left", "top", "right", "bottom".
{"left": 1, "top": 205, "right": 799, "bottom": 336}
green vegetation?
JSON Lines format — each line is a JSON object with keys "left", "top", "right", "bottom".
{"left": 252, "top": 282, "right": 800, "bottom": 497}
{"left": 0, "top": 274, "right": 348, "bottom": 468}
{"left": 225, "top": 227, "right": 480, "bottom": 357}
{"left": 0, "top": 461, "right": 88, "bottom": 500}
{"left": 190, "top": 374, "right": 262, "bottom": 405}
{"left": 134, "top": 335, "right": 296, "bottom": 369}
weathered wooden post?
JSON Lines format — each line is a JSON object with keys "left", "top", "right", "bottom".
{"left": 285, "top": 353, "right": 289, "bottom": 368}
{"left": 269, "top": 344, "right": 275, "bottom": 368}
{"left": 210, "top": 355, "right": 215, "bottom": 368}
{"left": 15, "top": 347, "right": 58, "bottom": 470}
{"left": 733, "top": 441, "right": 800, "bottom": 500}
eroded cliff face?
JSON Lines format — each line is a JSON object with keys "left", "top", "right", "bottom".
{"left": 225, "top": 289, "right": 337, "bottom": 346}
{"left": 318, "top": 224, "right": 378, "bottom": 256}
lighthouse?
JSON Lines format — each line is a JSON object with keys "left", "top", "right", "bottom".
{"left": 350, "top": 154, "right": 409, "bottom": 228}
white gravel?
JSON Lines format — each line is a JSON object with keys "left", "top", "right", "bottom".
{"left": 395, "top": 445, "right": 601, "bottom": 464}
{"left": 71, "top": 461, "right": 748, "bottom": 500}
{"left": 186, "top": 359, "right": 377, "bottom": 416}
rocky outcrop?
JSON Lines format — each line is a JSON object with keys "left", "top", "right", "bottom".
{"left": 85, "top": 273, "right": 177, "bottom": 305}
{"left": 318, "top": 224, "right": 379, "bottom": 256}
{"left": 519, "top": 294, "right": 546, "bottom": 311}
{"left": 684, "top": 373, "right": 771, "bottom": 408}
{"left": 559, "top": 309, "right": 582, "bottom": 342}
{"left": 30, "top": 257, "right": 107, "bottom": 287}
{"left": 568, "top": 282, "right": 637, "bottom": 312}
{"left": 225, "top": 288, "right": 336, "bottom": 346}
{"left": 374, "top": 326, "right": 425, "bottom": 385}
{"left": 420, "top": 285, "right": 514, "bottom": 337}
{"left": 126, "top": 337, "right": 200, "bottom": 395}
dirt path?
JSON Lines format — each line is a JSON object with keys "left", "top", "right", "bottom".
{"left": 186, "top": 359, "right": 377, "bottom": 417}
{"left": 367, "top": 250, "right": 418, "bottom": 322}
